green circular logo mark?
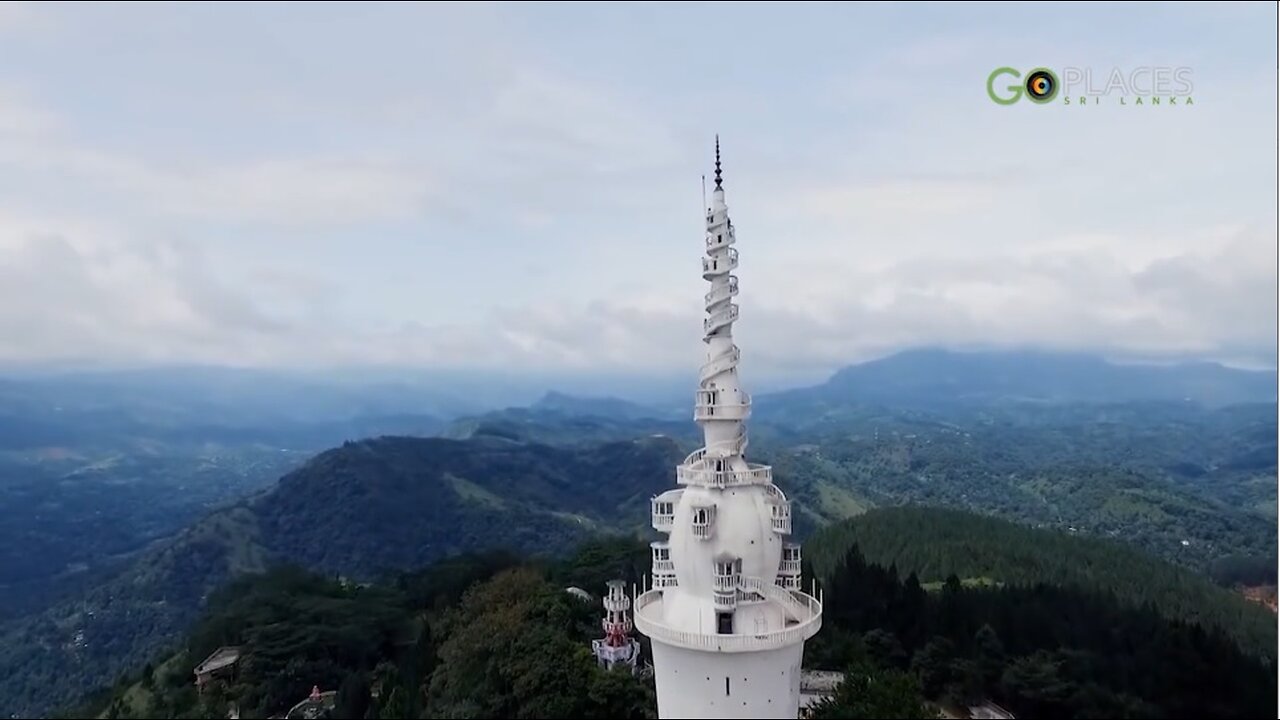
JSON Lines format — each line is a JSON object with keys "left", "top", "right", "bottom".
{"left": 1024, "top": 68, "right": 1059, "bottom": 103}
{"left": 987, "top": 67, "right": 1023, "bottom": 105}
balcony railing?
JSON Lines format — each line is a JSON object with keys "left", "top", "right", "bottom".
{"left": 704, "top": 277, "right": 739, "bottom": 307}
{"left": 634, "top": 588, "right": 822, "bottom": 654}
{"left": 676, "top": 463, "right": 772, "bottom": 488}
{"left": 713, "top": 573, "right": 737, "bottom": 592}
{"left": 705, "top": 229, "right": 735, "bottom": 251}
{"left": 603, "top": 618, "right": 634, "bottom": 635}
{"left": 652, "top": 558, "right": 674, "bottom": 574}
{"left": 703, "top": 304, "right": 740, "bottom": 334}
{"left": 769, "top": 492, "right": 792, "bottom": 535}
{"left": 771, "top": 509, "right": 792, "bottom": 535}
{"left": 652, "top": 572, "right": 678, "bottom": 589}
{"left": 652, "top": 511, "right": 673, "bottom": 532}
{"left": 701, "top": 248, "right": 739, "bottom": 276}
{"left": 693, "top": 401, "right": 750, "bottom": 422}
{"left": 779, "top": 559, "right": 802, "bottom": 575}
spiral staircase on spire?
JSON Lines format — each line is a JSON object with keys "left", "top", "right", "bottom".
{"left": 676, "top": 167, "right": 773, "bottom": 491}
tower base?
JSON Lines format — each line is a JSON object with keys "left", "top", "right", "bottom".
{"left": 650, "top": 640, "right": 804, "bottom": 719}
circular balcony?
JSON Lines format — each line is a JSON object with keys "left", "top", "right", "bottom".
{"left": 676, "top": 462, "right": 772, "bottom": 488}
{"left": 634, "top": 588, "right": 822, "bottom": 654}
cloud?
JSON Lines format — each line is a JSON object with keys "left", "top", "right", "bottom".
{"left": 0, "top": 3, "right": 1273, "bottom": 381}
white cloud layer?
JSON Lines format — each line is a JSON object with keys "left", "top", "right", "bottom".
{"left": 0, "top": 2, "right": 1274, "bottom": 381}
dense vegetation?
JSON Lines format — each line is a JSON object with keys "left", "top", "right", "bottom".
{"left": 760, "top": 399, "right": 1277, "bottom": 571}
{"left": 806, "top": 507, "right": 1277, "bottom": 659}
{"left": 809, "top": 543, "right": 1277, "bottom": 718}
{"left": 69, "top": 529, "right": 1277, "bottom": 719}
{"left": 0, "top": 435, "right": 680, "bottom": 716}
{"left": 67, "top": 542, "right": 656, "bottom": 719}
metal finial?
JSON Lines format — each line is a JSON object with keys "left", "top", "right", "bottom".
{"left": 714, "top": 135, "right": 722, "bottom": 189}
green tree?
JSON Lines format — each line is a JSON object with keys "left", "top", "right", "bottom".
{"left": 863, "top": 628, "right": 908, "bottom": 669}
{"left": 336, "top": 673, "right": 371, "bottom": 720}
{"left": 379, "top": 686, "right": 407, "bottom": 719}
{"left": 973, "top": 624, "right": 1005, "bottom": 686}
{"left": 910, "top": 637, "right": 956, "bottom": 698}
{"left": 808, "top": 655, "right": 929, "bottom": 719}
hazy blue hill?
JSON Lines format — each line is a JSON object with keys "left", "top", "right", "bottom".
{"left": 0, "top": 434, "right": 681, "bottom": 716}
{"left": 806, "top": 506, "right": 1277, "bottom": 659}
{"left": 444, "top": 405, "right": 698, "bottom": 447}
{"left": 531, "top": 391, "right": 680, "bottom": 421}
{"left": 761, "top": 349, "right": 1276, "bottom": 416}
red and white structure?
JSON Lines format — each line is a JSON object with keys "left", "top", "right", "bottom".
{"left": 592, "top": 579, "right": 641, "bottom": 673}
{"left": 634, "top": 139, "right": 822, "bottom": 719}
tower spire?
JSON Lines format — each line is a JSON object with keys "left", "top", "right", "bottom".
{"left": 714, "top": 135, "right": 723, "bottom": 190}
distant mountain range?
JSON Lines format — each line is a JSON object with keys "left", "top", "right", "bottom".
{"left": 764, "top": 348, "right": 1276, "bottom": 412}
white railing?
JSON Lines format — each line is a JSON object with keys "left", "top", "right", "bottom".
{"left": 713, "top": 573, "right": 737, "bottom": 592}
{"left": 634, "top": 589, "right": 822, "bottom": 654}
{"left": 701, "top": 248, "right": 739, "bottom": 276}
{"left": 704, "top": 277, "right": 739, "bottom": 307}
{"left": 653, "top": 572, "right": 678, "bottom": 589}
{"left": 692, "top": 522, "right": 712, "bottom": 540}
{"left": 693, "top": 401, "right": 750, "bottom": 421}
{"left": 703, "top": 303, "right": 740, "bottom": 334}
{"left": 754, "top": 579, "right": 817, "bottom": 623}
{"left": 681, "top": 428, "right": 746, "bottom": 466}
{"left": 676, "top": 463, "right": 773, "bottom": 488}
{"left": 603, "top": 618, "right": 633, "bottom": 635}
{"left": 604, "top": 595, "right": 630, "bottom": 612}
{"left": 714, "top": 591, "right": 737, "bottom": 611}
{"left": 776, "top": 574, "right": 801, "bottom": 591}
{"left": 651, "top": 491, "right": 682, "bottom": 532}
{"left": 652, "top": 558, "right": 674, "bottom": 574}
{"left": 699, "top": 346, "right": 740, "bottom": 383}
{"left": 705, "top": 231, "right": 735, "bottom": 252}
{"left": 779, "top": 559, "right": 802, "bottom": 575}
{"left": 652, "top": 511, "right": 673, "bottom": 532}
{"left": 771, "top": 508, "right": 792, "bottom": 535}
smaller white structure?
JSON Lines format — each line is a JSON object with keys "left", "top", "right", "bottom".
{"left": 592, "top": 579, "right": 641, "bottom": 673}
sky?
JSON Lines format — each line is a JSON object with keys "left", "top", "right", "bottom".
{"left": 0, "top": 1, "right": 1275, "bottom": 386}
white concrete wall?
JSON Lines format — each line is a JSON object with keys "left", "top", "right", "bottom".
{"left": 650, "top": 640, "right": 805, "bottom": 719}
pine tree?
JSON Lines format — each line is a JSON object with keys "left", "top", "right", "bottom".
{"left": 379, "top": 686, "right": 407, "bottom": 719}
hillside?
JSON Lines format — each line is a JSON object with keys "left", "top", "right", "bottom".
{"left": 806, "top": 507, "right": 1277, "bottom": 659}
{"left": 0, "top": 434, "right": 681, "bottom": 717}
{"left": 765, "top": 399, "right": 1277, "bottom": 571}
{"left": 70, "top": 530, "right": 1277, "bottom": 720}
{"left": 65, "top": 545, "right": 658, "bottom": 720}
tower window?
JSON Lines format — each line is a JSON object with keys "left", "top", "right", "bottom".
{"left": 725, "top": 677, "right": 730, "bottom": 696}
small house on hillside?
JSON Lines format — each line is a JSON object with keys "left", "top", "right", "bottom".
{"left": 193, "top": 646, "right": 242, "bottom": 691}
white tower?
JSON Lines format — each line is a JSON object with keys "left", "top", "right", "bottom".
{"left": 634, "top": 139, "right": 822, "bottom": 719}
{"left": 592, "top": 579, "right": 641, "bottom": 673}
